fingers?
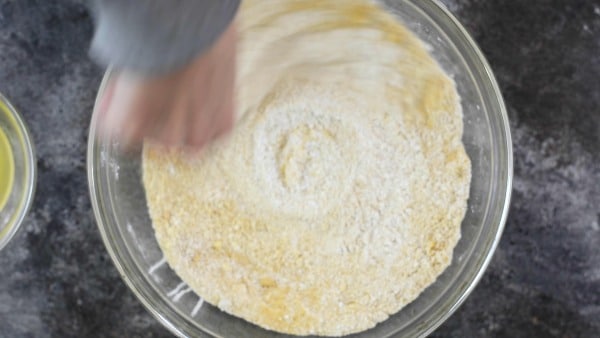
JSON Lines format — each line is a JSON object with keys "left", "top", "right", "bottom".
{"left": 96, "top": 22, "right": 238, "bottom": 154}
{"left": 159, "top": 92, "right": 189, "bottom": 146}
{"left": 187, "top": 70, "right": 235, "bottom": 150}
{"left": 210, "top": 69, "right": 236, "bottom": 141}
{"left": 214, "top": 24, "right": 237, "bottom": 140}
{"left": 97, "top": 73, "right": 235, "bottom": 153}
{"left": 98, "top": 74, "right": 171, "bottom": 149}
{"left": 114, "top": 83, "right": 151, "bottom": 148}
{"left": 187, "top": 89, "right": 214, "bottom": 149}
{"left": 215, "top": 100, "right": 234, "bottom": 139}
{"left": 97, "top": 77, "right": 117, "bottom": 120}
{"left": 97, "top": 75, "right": 135, "bottom": 145}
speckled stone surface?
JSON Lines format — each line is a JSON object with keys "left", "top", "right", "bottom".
{"left": 0, "top": 0, "right": 598, "bottom": 337}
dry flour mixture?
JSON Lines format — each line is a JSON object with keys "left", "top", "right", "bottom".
{"left": 143, "top": 0, "right": 471, "bottom": 335}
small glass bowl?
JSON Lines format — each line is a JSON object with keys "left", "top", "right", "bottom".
{"left": 0, "top": 92, "right": 36, "bottom": 251}
{"left": 88, "top": 0, "right": 512, "bottom": 337}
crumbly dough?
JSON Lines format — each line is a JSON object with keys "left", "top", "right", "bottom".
{"left": 142, "top": 0, "right": 471, "bottom": 336}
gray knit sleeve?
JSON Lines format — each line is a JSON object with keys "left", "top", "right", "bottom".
{"left": 90, "top": 0, "right": 240, "bottom": 75}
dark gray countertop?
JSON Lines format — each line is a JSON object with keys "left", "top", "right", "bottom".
{"left": 0, "top": 0, "right": 598, "bottom": 337}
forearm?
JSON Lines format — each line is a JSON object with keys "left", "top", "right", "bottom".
{"left": 90, "top": 0, "right": 240, "bottom": 75}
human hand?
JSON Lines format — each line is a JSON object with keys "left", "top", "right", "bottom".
{"left": 97, "top": 22, "right": 237, "bottom": 151}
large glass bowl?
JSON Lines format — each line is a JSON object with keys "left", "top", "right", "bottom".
{"left": 87, "top": 1, "right": 512, "bottom": 337}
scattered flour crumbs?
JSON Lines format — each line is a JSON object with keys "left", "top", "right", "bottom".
{"left": 142, "top": 0, "right": 471, "bottom": 336}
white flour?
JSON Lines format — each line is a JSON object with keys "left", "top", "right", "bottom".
{"left": 143, "top": 0, "right": 471, "bottom": 336}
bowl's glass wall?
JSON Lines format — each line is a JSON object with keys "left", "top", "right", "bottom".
{"left": 88, "top": 1, "right": 511, "bottom": 337}
{"left": 0, "top": 94, "right": 36, "bottom": 251}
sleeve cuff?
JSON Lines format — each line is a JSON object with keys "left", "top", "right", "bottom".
{"left": 90, "top": 0, "right": 240, "bottom": 75}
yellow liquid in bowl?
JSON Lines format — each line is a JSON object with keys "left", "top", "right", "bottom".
{"left": 0, "top": 126, "right": 14, "bottom": 210}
